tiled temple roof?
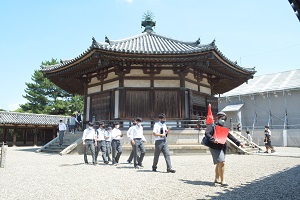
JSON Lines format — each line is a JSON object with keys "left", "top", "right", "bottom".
{"left": 41, "top": 32, "right": 254, "bottom": 74}
{"left": 0, "top": 111, "right": 69, "bottom": 126}
{"left": 94, "top": 32, "right": 209, "bottom": 54}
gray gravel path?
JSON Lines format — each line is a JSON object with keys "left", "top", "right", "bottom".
{"left": 1, "top": 147, "right": 300, "bottom": 200}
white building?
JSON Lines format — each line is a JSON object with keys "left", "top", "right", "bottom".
{"left": 218, "top": 69, "right": 300, "bottom": 147}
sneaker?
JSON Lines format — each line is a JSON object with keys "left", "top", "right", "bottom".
{"left": 138, "top": 165, "right": 144, "bottom": 169}
{"left": 167, "top": 169, "right": 176, "bottom": 173}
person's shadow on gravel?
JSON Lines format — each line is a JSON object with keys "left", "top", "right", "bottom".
{"left": 180, "top": 179, "right": 214, "bottom": 186}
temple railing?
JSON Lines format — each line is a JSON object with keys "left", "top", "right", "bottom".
{"left": 93, "top": 119, "right": 207, "bottom": 130}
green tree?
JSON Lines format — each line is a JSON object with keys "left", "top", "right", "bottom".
{"left": 20, "top": 58, "right": 83, "bottom": 115}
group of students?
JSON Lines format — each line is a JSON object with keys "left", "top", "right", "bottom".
{"left": 81, "top": 113, "right": 176, "bottom": 173}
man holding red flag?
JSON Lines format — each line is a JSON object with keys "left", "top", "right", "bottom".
{"left": 204, "top": 110, "right": 243, "bottom": 187}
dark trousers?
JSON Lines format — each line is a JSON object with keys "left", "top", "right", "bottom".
{"left": 95, "top": 140, "right": 107, "bottom": 162}
{"left": 152, "top": 140, "right": 172, "bottom": 170}
{"left": 84, "top": 140, "right": 96, "bottom": 164}
{"left": 58, "top": 131, "right": 65, "bottom": 145}
{"left": 128, "top": 141, "right": 140, "bottom": 162}
{"left": 105, "top": 141, "right": 111, "bottom": 161}
{"left": 133, "top": 138, "right": 145, "bottom": 167}
{"left": 111, "top": 140, "right": 122, "bottom": 164}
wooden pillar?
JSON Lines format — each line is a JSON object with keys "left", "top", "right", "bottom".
{"left": 53, "top": 127, "right": 57, "bottom": 139}
{"left": 3, "top": 128, "right": 7, "bottom": 144}
{"left": 13, "top": 128, "right": 17, "bottom": 147}
{"left": 33, "top": 128, "right": 38, "bottom": 147}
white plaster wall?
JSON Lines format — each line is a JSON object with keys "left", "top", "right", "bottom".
{"left": 124, "top": 80, "right": 150, "bottom": 87}
{"left": 155, "top": 69, "right": 177, "bottom": 77}
{"left": 87, "top": 85, "right": 101, "bottom": 94}
{"left": 200, "top": 86, "right": 211, "bottom": 95}
{"left": 103, "top": 81, "right": 119, "bottom": 91}
{"left": 185, "top": 81, "right": 198, "bottom": 91}
{"left": 106, "top": 72, "right": 118, "bottom": 80}
{"left": 154, "top": 80, "right": 180, "bottom": 87}
{"left": 126, "top": 69, "right": 148, "bottom": 77}
{"left": 201, "top": 77, "right": 209, "bottom": 85}
{"left": 186, "top": 72, "right": 195, "bottom": 81}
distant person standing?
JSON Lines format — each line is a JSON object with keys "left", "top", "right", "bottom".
{"left": 82, "top": 122, "right": 97, "bottom": 165}
{"left": 95, "top": 121, "right": 109, "bottom": 164}
{"left": 76, "top": 111, "right": 83, "bottom": 131}
{"left": 111, "top": 121, "right": 123, "bottom": 166}
{"left": 152, "top": 113, "right": 176, "bottom": 173}
{"left": 264, "top": 126, "right": 275, "bottom": 153}
{"left": 58, "top": 120, "right": 67, "bottom": 147}
{"left": 69, "top": 114, "right": 77, "bottom": 134}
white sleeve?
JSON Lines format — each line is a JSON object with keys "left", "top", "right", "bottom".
{"left": 127, "top": 127, "right": 133, "bottom": 138}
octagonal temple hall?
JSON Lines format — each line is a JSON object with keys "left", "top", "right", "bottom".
{"left": 41, "top": 17, "right": 255, "bottom": 122}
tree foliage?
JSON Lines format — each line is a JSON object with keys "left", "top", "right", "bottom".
{"left": 19, "top": 58, "right": 83, "bottom": 115}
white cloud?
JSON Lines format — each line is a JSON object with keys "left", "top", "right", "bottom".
{"left": 7, "top": 103, "right": 20, "bottom": 112}
{"left": 125, "top": 0, "right": 133, "bottom": 3}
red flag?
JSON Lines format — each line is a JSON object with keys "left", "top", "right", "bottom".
{"left": 206, "top": 103, "right": 214, "bottom": 124}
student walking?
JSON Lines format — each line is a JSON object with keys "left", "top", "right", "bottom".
{"left": 82, "top": 122, "right": 97, "bottom": 165}
{"left": 95, "top": 121, "right": 109, "bottom": 164}
{"left": 152, "top": 113, "right": 176, "bottom": 173}
{"left": 128, "top": 117, "right": 146, "bottom": 169}
{"left": 58, "top": 120, "right": 67, "bottom": 147}
{"left": 105, "top": 127, "right": 112, "bottom": 162}
{"left": 126, "top": 119, "right": 138, "bottom": 164}
{"left": 111, "top": 121, "right": 123, "bottom": 166}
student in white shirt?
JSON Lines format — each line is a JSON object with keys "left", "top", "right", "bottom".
{"left": 111, "top": 121, "right": 123, "bottom": 165}
{"left": 82, "top": 122, "right": 97, "bottom": 165}
{"left": 126, "top": 119, "right": 138, "bottom": 164}
{"left": 129, "top": 117, "right": 146, "bottom": 169}
{"left": 58, "top": 120, "right": 67, "bottom": 146}
{"left": 152, "top": 113, "right": 175, "bottom": 173}
{"left": 105, "top": 126, "right": 112, "bottom": 162}
{"left": 95, "top": 121, "right": 109, "bottom": 164}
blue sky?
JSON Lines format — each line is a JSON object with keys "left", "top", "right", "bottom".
{"left": 0, "top": 0, "right": 299, "bottom": 111}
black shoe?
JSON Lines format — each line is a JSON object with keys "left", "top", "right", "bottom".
{"left": 104, "top": 161, "right": 109, "bottom": 164}
{"left": 152, "top": 168, "right": 157, "bottom": 172}
{"left": 221, "top": 183, "right": 229, "bottom": 187}
{"left": 167, "top": 169, "right": 176, "bottom": 173}
{"left": 127, "top": 160, "right": 132, "bottom": 164}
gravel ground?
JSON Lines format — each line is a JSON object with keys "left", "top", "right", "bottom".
{"left": 1, "top": 147, "right": 300, "bottom": 200}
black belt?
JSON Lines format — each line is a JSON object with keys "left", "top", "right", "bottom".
{"left": 85, "top": 139, "right": 94, "bottom": 141}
